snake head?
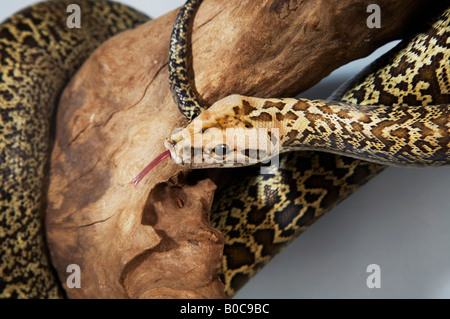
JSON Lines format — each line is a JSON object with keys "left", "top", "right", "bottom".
{"left": 165, "top": 94, "right": 280, "bottom": 168}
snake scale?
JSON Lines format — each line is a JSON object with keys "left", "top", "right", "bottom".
{"left": 0, "top": 0, "right": 149, "bottom": 298}
{"left": 0, "top": 0, "right": 449, "bottom": 299}
{"left": 165, "top": 0, "right": 450, "bottom": 296}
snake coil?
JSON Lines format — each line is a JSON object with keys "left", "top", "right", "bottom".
{"left": 0, "top": 0, "right": 149, "bottom": 299}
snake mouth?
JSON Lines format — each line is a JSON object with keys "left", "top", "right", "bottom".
{"left": 164, "top": 138, "right": 182, "bottom": 165}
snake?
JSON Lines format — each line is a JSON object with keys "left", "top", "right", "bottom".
{"left": 0, "top": 0, "right": 449, "bottom": 300}
{"left": 165, "top": 1, "right": 449, "bottom": 168}
{"left": 0, "top": 0, "right": 149, "bottom": 298}
{"left": 153, "top": 0, "right": 450, "bottom": 297}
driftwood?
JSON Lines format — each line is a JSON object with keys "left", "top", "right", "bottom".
{"left": 46, "top": 0, "right": 432, "bottom": 298}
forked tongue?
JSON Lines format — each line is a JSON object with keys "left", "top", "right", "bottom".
{"left": 130, "top": 150, "right": 171, "bottom": 187}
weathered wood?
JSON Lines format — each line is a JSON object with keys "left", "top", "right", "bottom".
{"left": 46, "top": 0, "right": 430, "bottom": 298}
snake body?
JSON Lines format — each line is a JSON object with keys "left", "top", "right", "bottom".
{"left": 0, "top": 0, "right": 148, "bottom": 298}
{"left": 168, "top": 0, "right": 450, "bottom": 296}
{"left": 169, "top": 0, "right": 206, "bottom": 121}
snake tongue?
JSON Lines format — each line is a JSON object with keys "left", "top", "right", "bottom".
{"left": 129, "top": 150, "right": 171, "bottom": 187}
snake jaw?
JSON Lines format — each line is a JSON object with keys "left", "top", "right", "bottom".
{"left": 164, "top": 138, "right": 183, "bottom": 165}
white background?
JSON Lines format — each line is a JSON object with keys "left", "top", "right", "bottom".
{"left": 2, "top": 1, "right": 449, "bottom": 298}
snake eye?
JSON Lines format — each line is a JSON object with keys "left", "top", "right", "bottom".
{"left": 210, "top": 144, "right": 230, "bottom": 158}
